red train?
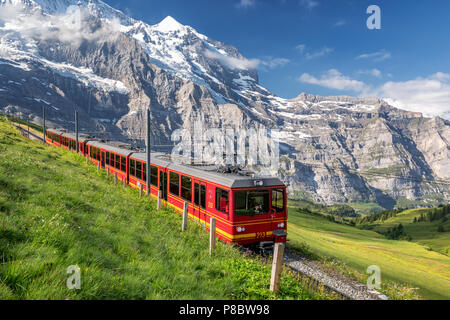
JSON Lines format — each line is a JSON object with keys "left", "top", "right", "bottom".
{"left": 45, "top": 128, "right": 287, "bottom": 248}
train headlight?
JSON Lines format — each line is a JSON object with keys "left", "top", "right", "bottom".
{"left": 237, "top": 227, "right": 246, "bottom": 232}
{"left": 277, "top": 223, "right": 285, "bottom": 228}
{"left": 254, "top": 180, "right": 264, "bottom": 187}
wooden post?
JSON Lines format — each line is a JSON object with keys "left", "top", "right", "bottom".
{"left": 270, "top": 242, "right": 285, "bottom": 295}
{"left": 139, "top": 184, "right": 143, "bottom": 198}
{"left": 86, "top": 156, "right": 89, "bottom": 165}
{"left": 209, "top": 217, "right": 216, "bottom": 256}
{"left": 97, "top": 161, "right": 100, "bottom": 172}
{"left": 107, "top": 168, "right": 110, "bottom": 180}
{"left": 123, "top": 177, "right": 126, "bottom": 189}
{"left": 182, "top": 202, "right": 188, "bottom": 232}
{"left": 157, "top": 190, "right": 161, "bottom": 211}
{"left": 114, "top": 173, "right": 117, "bottom": 186}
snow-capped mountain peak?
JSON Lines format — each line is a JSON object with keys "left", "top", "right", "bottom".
{"left": 153, "top": 15, "right": 185, "bottom": 33}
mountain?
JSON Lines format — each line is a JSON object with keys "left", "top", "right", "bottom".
{"left": 0, "top": 0, "right": 449, "bottom": 207}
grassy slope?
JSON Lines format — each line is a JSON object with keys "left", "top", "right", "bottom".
{"left": 286, "top": 206, "right": 450, "bottom": 300}
{"left": 369, "top": 209, "right": 450, "bottom": 255}
{"left": 0, "top": 117, "right": 323, "bottom": 300}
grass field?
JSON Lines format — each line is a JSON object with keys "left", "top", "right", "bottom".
{"left": 368, "top": 209, "right": 450, "bottom": 256}
{"left": 286, "top": 205, "right": 450, "bottom": 300}
{"left": 0, "top": 117, "right": 325, "bottom": 300}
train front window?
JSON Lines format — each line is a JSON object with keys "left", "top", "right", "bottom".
{"left": 234, "top": 190, "right": 270, "bottom": 216}
{"left": 272, "top": 189, "right": 285, "bottom": 213}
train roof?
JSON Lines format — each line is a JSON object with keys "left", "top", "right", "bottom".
{"left": 54, "top": 129, "right": 284, "bottom": 189}
{"left": 47, "top": 128, "right": 92, "bottom": 143}
{"left": 88, "top": 140, "right": 135, "bottom": 157}
{"left": 132, "top": 153, "right": 283, "bottom": 189}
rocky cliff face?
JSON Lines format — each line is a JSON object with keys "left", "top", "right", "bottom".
{"left": 0, "top": 0, "right": 448, "bottom": 207}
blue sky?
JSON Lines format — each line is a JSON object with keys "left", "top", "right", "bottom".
{"left": 103, "top": 0, "right": 450, "bottom": 119}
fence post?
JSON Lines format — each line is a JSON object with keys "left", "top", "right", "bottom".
{"left": 157, "top": 190, "right": 161, "bottom": 211}
{"left": 97, "top": 161, "right": 100, "bottom": 172}
{"left": 107, "top": 168, "right": 110, "bottom": 180}
{"left": 182, "top": 202, "right": 188, "bottom": 232}
{"left": 86, "top": 156, "right": 89, "bottom": 165}
{"left": 209, "top": 217, "right": 216, "bottom": 256}
{"left": 123, "top": 177, "right": 126, "bottom": 189}
{"left": 270, "top": 242, "right": 285, "bottom": 295}
{"left": 139, "top": 184, "right": 143, "bottom": 198}
{"left": 114, "top": 173, "right": 117, "bottom": 186}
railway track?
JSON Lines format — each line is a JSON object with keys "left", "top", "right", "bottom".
{"left": 13, "top": 123, "right": 45, "bottom": 142}
{"left": 283, "top": 248, "right": 388, "bottom": 300}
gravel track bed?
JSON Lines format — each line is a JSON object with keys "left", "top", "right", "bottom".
{"left": 284, "top": 248, "right": 388, "bottom": 300}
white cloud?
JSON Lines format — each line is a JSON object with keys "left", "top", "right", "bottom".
{"left": 0, "top": 4, "right": 121, "bottom": 46}
{"left": 305, "top": 47, "right": 334, "bottom": 59}
{"left": 205, "top": 50, "right": 289, "bottom": 71}
{"left": 295, "top": 44, "right": 333, "bottom": 59}
{"left": 298, "top": 69, "right": 368, "bottom": 92}
{"left": 380, "top": 73, "right": 450, "bottom": 119}
{"left": 358, "top": 69, "right": 382, "bottom": 78}
{"left": 356, "top": 49, "right": 391, "bottom": 62}
{"left": 299, "top": 0, "right": 319, "bottom": 10}
{"left": 298, "top": 69, "right": 450, "bottom": 119}
{"left": 333, "top": 19, "right": 346, "bottom": 27}
{"left": 260, "top": 57, "right": 290, "bottom": 69}
{"left": 295, "top": 44, "right": 306, "bottom": 54}
{"left": 236, "top": 0, "right": 256, "bottom": 8}
{"left": 204, "top": 49, "right": 259, "bottom": 70}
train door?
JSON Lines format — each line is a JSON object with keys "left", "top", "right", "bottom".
{"left": 193, "top": 180, "right": 206, "bottom": 225}
{"left": 158, "top": 169, "right": 168, "bottom": 202}
{"left": 270, "top": 188, "right": 286, "bottom": 231}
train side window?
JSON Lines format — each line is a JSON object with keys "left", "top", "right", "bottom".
{"left": 150, "top": 165, "right": 158, "bottom": 186}
{"left": 130, "top": 159, "right": 135, "bottom": 177}
{"left": 136, "top": 161, "right": 142, "bottom": 180}
{"left": 121, "top": 156, "right": 126, "bottom": 172}
{"left": 114, "top": 153, "right": 120, "bottom": 169}
{"left": 106, "top": 152, "right": 110, "bottom": 165}
{"left": 215, "top": 188, "right": 229, "bottom": 213}
{"left": 143, "top": 163, "right": 147, "bottom": 182}
{"left": 200, "top": 185, "right": 206, "bottom": 209}
{"left": 169, "top": 172, "right": 180, "bottom": 196}
{"left": 272, "top": 189, "right": 284, "bottom": 213}
{"left": 180, "top": 175, "right": 192, "bottom": 202}
{"left": 194, "top": 183, "right": 199, "bottom": 205}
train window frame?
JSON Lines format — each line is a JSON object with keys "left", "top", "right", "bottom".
{"left": 106, "top": 152, "right": 110, "bottom": 166}
{"left": 194, "top": 183, "right": 200, "bottom": 206}
{"left": 215, "top": 187, "right": 229, "bottom": 214}
{"left": 136, "top": 161, "right": 142, "bottom": 180}
{"left": 150, "top": 165, "right": 157, "bottom": 186}
{"left": 200, "top": 185, "right": 206, "bottom": 209}
{"left": 130, "top": 159, "right": 136, "bottom": 177}
{"left": 271, "top": 189, "right": 284, "bottom": 213}
{"left": 143, "top": 163, "right": 147, "bottom": 182}
{"left": 169, "top": 171, "right": 180, "bottom": 197}
{"left": 114, "top": 153, "right": 120, "bottom": 170}
{"left": 234, "top": 190, "right": 270, "bottom": 216}
{"left": 121, "top": 156, "right": 126, "bottom": 173}
{"left": 180, "top": 175, "right": 192, "bottom": 202}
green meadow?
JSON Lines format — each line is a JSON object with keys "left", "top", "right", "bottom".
{"left": 0, "top": 116, "right": 324, "bottom": 300}
{"left": 287, "top": 205, "right": 450, "bottom": 300}
{"left": 369, "top": 208, "right": 450, "bottom": 255}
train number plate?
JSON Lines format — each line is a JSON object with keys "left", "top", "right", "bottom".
{"left": 256, "top": 232, "right": 266, "bottom": 239}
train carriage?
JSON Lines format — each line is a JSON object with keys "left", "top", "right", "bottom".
{"left": 131, "top": 153, "right": 288, "bottom": 246}
{"left": 46, "top": 129, "right": 90, "bottom": 155}
{"left": 87, "top": 141, "right": 131, "bottom": 183}
{"left": 45, "top": 128, "right": 288, "bottom": 248}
